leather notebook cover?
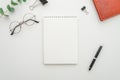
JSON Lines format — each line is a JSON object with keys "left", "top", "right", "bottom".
{"left": 93, "top": 0, "right": 120, "bottom": 21}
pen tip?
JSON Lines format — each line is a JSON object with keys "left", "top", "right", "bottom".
{"left": 89, "top": 68, "right": 91, "bottom": 71}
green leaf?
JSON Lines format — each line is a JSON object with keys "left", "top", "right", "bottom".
{"left": 7, "top": 5, "right": 15, "bottom": 12}
{"left": 0, "top": 8, "right": 4, "bottom": 15}
{"left": 23, "top": 0, "right": 27, "bottom": 2}
{"left": 0, "top": 8, "right": 9, "bottom": 17}
{"left": 11, "top": 0, "right": 18, "bottom": 6}
{"left": 18, "top": 0, "right": 22, "bottom": 3}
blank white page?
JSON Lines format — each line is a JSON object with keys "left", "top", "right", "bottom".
{"left": 43, "top": 16, "right": 78, "bottom": 64}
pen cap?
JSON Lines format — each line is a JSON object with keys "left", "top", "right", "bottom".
{"left": 95, "top": 46, "right": 103, "bottom": 58}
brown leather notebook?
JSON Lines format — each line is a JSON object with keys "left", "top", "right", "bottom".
{"left": 93, "top": 0, "right": 120, "bottom": 21}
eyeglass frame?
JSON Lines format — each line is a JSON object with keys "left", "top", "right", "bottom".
{"left": 9, "top": 13, "right": 39, "bottom": 35}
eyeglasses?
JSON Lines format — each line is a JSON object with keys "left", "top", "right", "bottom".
{"left": 29, "top": 0, "right": 48, "bottom": 10}
{"left": 9, "top": 13, "right": 39, "bottom": 35}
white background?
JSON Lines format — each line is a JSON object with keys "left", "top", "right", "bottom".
{"left": 0, "top": 0, "right": 120, "bottom": 80}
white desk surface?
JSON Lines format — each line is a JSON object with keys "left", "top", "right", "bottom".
{"left": 0, "top": 0, "right": 120, "bottom": 80}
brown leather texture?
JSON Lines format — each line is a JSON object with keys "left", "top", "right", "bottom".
{"left": 93, "top": 0, "right": 120, "bottom": 21}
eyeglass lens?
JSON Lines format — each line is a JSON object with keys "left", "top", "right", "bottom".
{"left": 9, "top": 21, "right": 22, "bottom": 35}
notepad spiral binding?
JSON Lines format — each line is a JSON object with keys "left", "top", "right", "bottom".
{"left": 44, "top": 16, "right": 77, "bottom": 18}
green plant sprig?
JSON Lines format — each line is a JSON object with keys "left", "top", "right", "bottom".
{"left": 0, "top": 0, "right": 27, "bottom": 17}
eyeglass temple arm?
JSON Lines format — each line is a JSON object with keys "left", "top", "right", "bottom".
{"left": 10, "top": 19, "right": 39, "bottom": 35}
{"left": 11, "top": 30, "right": 15, "bottom": 35}
{"left": 10, "top": 24, "right": 21, "bottom": 35}
{"left": 29, "top": 19, "right": 39, "bottom": 23}
{"left": 10, "top": 21, "right": 24, "bottom": 35}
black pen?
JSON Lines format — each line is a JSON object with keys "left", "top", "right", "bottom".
{"left": 89, "top": 46, "right": 103, "bottom": 71}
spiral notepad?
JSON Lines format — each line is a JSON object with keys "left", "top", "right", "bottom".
{"left": 43, "top": 16, "right": 78, "bottom": 64}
